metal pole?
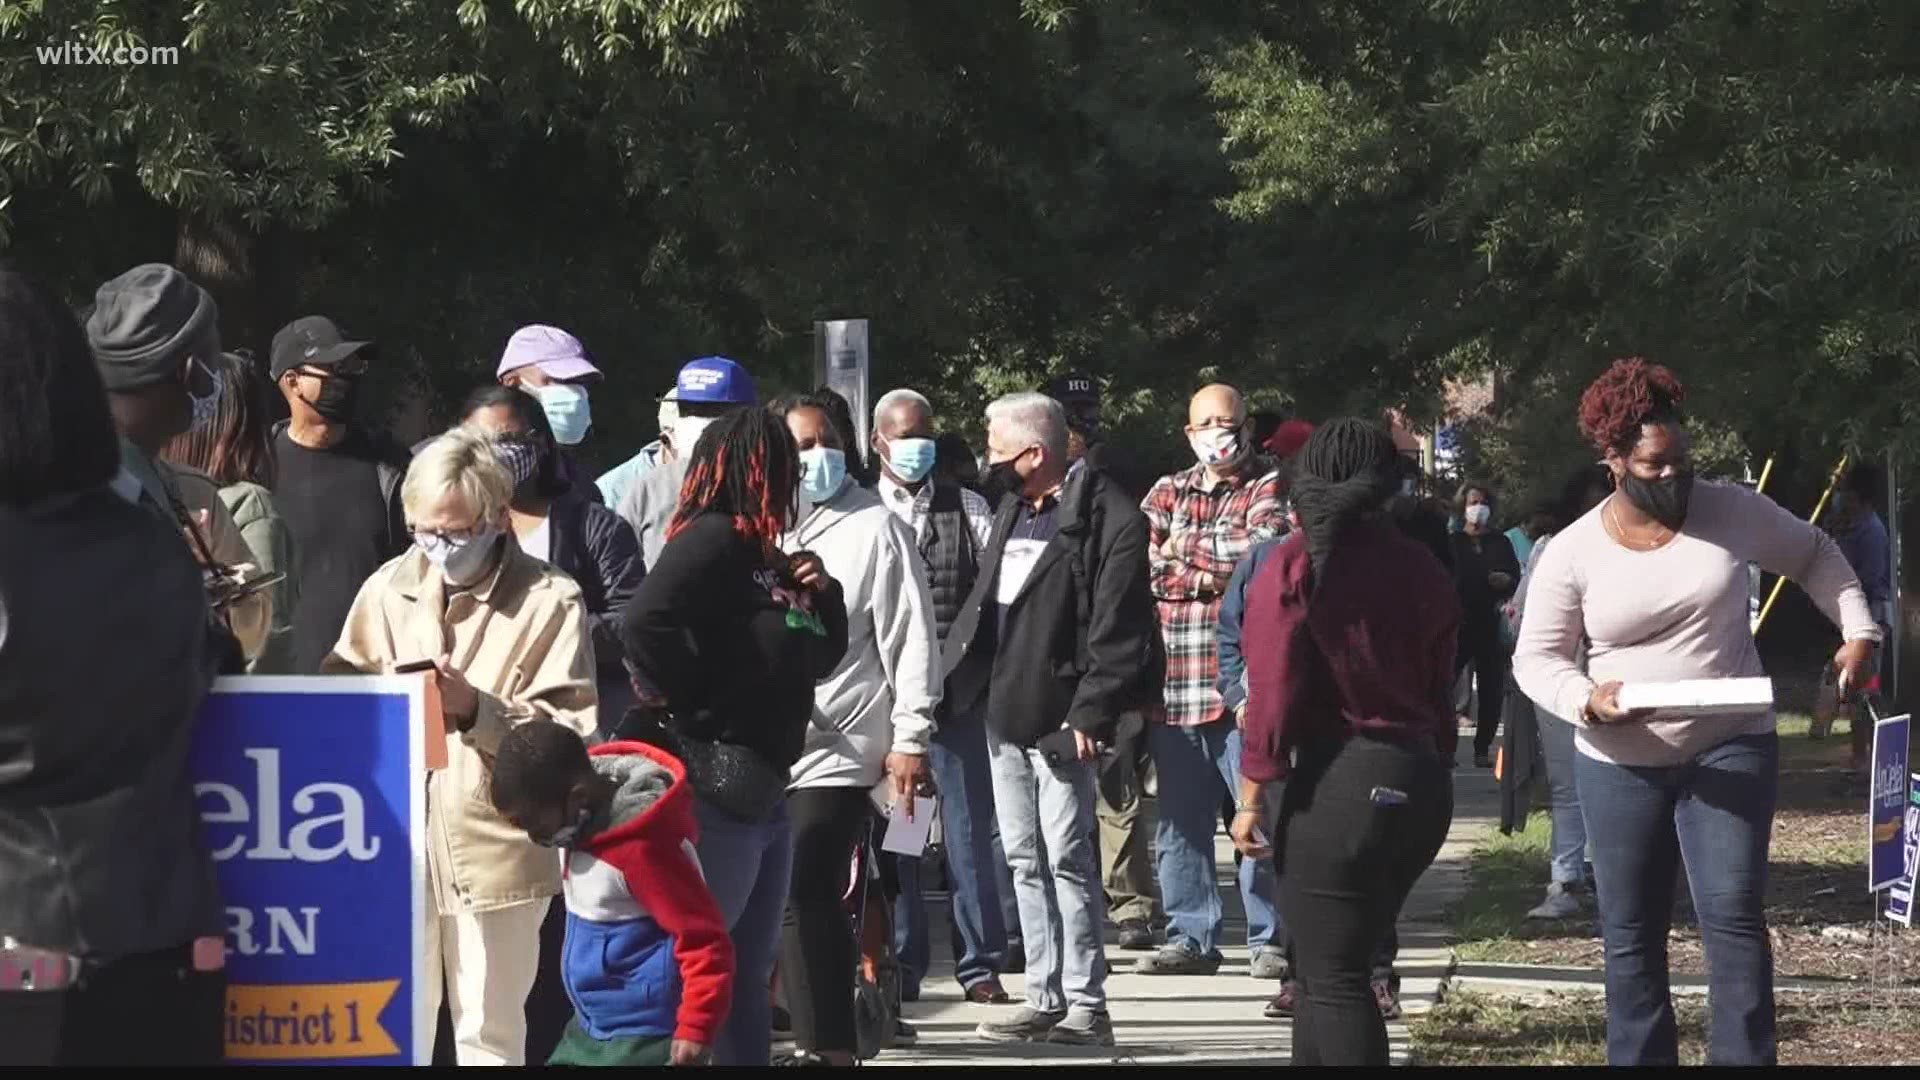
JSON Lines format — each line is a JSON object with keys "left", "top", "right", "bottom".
{"left": 1755, "top": 453, "right": 1850, "bottom": 636}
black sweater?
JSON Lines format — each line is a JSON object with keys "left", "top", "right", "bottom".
{"left": 620, "top": 511, "right": 848, "bottom": 769}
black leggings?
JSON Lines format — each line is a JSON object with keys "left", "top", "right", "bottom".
{"left": 0, "top": 942, "right": 225, "bottom": 1065}
{"left": 782, "top": 787, "right": 872, "bottom": 1056}
{"left": 1279, "top": 737, "right": 1452, "bottom": 1067}
{"left": 1463, "top": 635, "right": 1509, "bottom": 756}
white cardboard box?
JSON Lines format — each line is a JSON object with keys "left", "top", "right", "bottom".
{"left": 1614, "top": 677, "right": 1775, "bottom": 719}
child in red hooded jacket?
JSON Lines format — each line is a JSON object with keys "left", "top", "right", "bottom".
{"left": 491, "top": 721, "right": 733, "bottom": 1066}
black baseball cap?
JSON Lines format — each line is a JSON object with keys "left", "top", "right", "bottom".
{"left": 271, "top": 315, "right": 374, "bottom": 380}
{"left": 1044, "top": 372, "right": 1099, "bottom": 406}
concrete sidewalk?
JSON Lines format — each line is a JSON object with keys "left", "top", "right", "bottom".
{"left": 869, "top": 766, "right": 1500, "bottom": 1066}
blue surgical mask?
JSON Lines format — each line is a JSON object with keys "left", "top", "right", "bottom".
{"left": 799, "top": 446, "right": 848, "bottom": 504}
{"left": 885, "top": 437, "right": 937, "bottom": 485}
{"left": 536, "top": 383, "right": 592, "bottom": 445}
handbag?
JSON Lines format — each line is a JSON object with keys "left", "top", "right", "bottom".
{"left": 620, "top": 705, "right": 789, "bottom": 823}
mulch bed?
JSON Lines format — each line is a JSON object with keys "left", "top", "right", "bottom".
{"left": 1415, "top": 989, "right": 1920, "bottom": 1067}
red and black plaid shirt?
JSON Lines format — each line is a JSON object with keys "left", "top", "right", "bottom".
{"left": 1142, "top": 462, "right": 1285, "bottom": 727}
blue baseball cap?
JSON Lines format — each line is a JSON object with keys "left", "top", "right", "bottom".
{"left": 676, "top": 355, "right": 756, "bottom": 405}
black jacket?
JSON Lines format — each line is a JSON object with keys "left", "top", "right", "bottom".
{"left": 0, "top": 488, "right": 225, "bottom": 961}
{"left": 942, "top": 464, "right": 1159, "bottom": 747}
{"left": 546, "top": 488, "right": 646, "bottom": 679}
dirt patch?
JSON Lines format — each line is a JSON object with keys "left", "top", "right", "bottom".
{"left": 1414, "top": 989, "right": 1920, "bottom": 1066}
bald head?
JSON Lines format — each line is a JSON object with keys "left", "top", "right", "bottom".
{"left": 1187, "top": 384, "right": 1246, "bottom": 430}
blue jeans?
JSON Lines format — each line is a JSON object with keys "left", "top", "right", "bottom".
{"left": 1535, "top": 705, "right": 1589, "bottom": 886}
{"left": 896, "top": 701, "right": 1018, "bottom": 992}
{"left": 987, "top": 729, "right": 1108, "bottom": 1013}
{"left": 1150, "top": 719, "right": 1280, "bottom": 958}
{"left": 692, "top": 797, "right": 793, "bottom": 1067}
{"left": 1577, "top": 734, "right": 1778, "bottom": 1066}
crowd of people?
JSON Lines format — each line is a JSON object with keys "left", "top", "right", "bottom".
{"left": 0, "top": 260, "right": 1890, "bottom": 1069}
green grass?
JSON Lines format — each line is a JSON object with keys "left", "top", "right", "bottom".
{"left": 1411, "top": 990, "right": 1622, "bottom": 1066}
{"left": 1451, "top": 814, "right": 1554, "bottom": 958}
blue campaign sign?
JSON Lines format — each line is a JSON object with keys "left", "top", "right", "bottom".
{"left": 1887, "top": 776, "right": 1920, "bottom": 927}
{"left": 1869, "top": 711, "right": 1912, "bottom": 892}
{"left": 192, "top": 676, "right": 438, "bottom": 1065}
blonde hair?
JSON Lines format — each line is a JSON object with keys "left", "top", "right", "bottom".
{"left": 402, "top": 427, "right": 512, "bottom": 527}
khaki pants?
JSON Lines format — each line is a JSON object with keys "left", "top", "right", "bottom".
{"left": 423, "top": 897, "right": 547, "bottom": 1066}
{"left": 1096, "top": 745, "right": 1162, "bottom": 925}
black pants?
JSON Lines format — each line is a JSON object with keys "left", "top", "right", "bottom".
{"left": 1279, "top": 737, "right": 1452, "bottom": 1067}
{"left": 782, "top": 787, "right": 872, "bottom": 1056}
{"left": 0, "top": 942, "right": 225, "bottom": 1065}
{"left": 1463, "top": 634, "right": 1509, "bottom": 757}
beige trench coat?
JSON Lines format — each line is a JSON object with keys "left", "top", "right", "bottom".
{"left": 323, "top": 542, "right": 598, "bottom": 914}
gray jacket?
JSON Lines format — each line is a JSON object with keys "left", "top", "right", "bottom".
{"left": 617, "top": 456, "right": 689, "bottom": 569}
{"left": 0, "top": 487, "right": 225, "bottom": 961}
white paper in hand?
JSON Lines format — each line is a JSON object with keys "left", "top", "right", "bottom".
{"left": 881, "top": 796, "right": 938, "bottom": 857}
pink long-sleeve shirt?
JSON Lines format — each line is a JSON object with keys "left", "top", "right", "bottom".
{"left": 1513, "top": 481, "right": 1883, "bottom": 767}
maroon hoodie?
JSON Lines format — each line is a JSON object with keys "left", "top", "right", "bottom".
{"left": 1241, "top": 518, "right": 1461, "bottom": 781}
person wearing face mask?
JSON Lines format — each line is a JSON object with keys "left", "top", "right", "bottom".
{"left": 769, "top": 394, "right": 939, "bottom": 1065}
{"left": 595, "top": 386, "right": 680, "bottom": 509}
{"left": 270, "top": 314, "right": 412, "bottom": 673}
{"left": 86, "top": 263, "right": 272, "bottom": 666}
{"left": 323, "top": 427, "right": 598, "bottom": 1066}
{"left": 1042, "top": 372, "right": 1151, "bottom": 503}
{"left": 1450, "top": 483, "right": 1521, "bottom": 770}
{"left": 496, "top": 324, "right": 605, "bottom": 503}
{"left": 161, "top": 350, "right": 301, "bottom": 673}
{"left": 462, "top": 385, "right": 646, "bottom": 736}
{"left": 1514, "top": 359, "right": 1880, "bottom": 1067}
{"left": 1136, "top": 384, "right": 1286, "bottom": 981}
{"left": 871, "top": 388, "right": 1021, "bottom": 1008}
{"left": 943, "top": 393, "right": 1157, "bottom": 1048}
{"left": 619, "top": 408, "right": 849, "bottom": 1067}
{"left": 460, "top": 384, "right": 648, "bottom": 1064}
{"left": 615, "top": 356, "right": 759, "bottom": 567}
{"left": 486, "top": 720, "right": 733, "bottom": 1067}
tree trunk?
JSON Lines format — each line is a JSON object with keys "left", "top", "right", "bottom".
{"left": 174, "top": 210, "right": 294, "bottom": 361}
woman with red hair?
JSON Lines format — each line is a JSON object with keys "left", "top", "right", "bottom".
{"left": 1513, "top": 359, "right": 1879, "bottom": 1066}
{"left": 620, "top": 408, "right": 848, "bottom": 1066}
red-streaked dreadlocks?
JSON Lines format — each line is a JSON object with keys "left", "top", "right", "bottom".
{"left": 1577, "top": 358, "right": 1687, "bottom": 455}
{"left": 666, "top": 408, "right": 800, "bottom": 565}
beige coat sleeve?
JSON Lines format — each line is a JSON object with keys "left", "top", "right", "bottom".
{"left": 460, "top": 588, "right": 599, "bottom": 758}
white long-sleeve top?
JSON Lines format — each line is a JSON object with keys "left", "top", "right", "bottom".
{"left": 1514, "top": 481, "right": 1881, "bottom": 767}
{"left": 783, "top": 482, "right": 942, "bottom": 789}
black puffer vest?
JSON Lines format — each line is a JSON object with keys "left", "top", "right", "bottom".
{"left": 920, "top": 478, "right": 979, "bottom": 644}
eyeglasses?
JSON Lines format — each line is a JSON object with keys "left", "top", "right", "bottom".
{"left": 411, "top": 526, "right": 484, "bottom": 547}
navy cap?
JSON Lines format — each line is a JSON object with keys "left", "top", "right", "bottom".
{"left": 676, "top": 356, "right": 757, "bottom": 405}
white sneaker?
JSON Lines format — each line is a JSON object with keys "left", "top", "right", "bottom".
{"left": 1526, "top": 883, "right": 1585, "bottom": 920}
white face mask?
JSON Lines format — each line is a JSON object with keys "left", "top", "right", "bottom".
{"left": 418, "top": 525, "right": 502, "bottom": 587}
{"left": 1189, "top": 425, "right": 1246, "bottom": 468}
{"left": 673, "top": 415, "right": 715, "bottom": 459}
{"left": 1464, "top": 503, "right": 1493, "bottom": 529}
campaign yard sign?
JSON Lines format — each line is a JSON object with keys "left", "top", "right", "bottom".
{"left": 1887, "top": 776, "right": 1920, "bottom": 927}
{"left": 192, "top": 676, "right": 443, "bottom": 1065}
{"left": 1870, "top": 711, "right": 1912, "bottom": 892}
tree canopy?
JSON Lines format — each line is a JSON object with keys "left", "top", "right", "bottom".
{"left": 5, "top": 0, "right": 1916, "bottom": 492}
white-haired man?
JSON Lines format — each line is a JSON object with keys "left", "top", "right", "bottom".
{"left": 873, "top": 388, "right": 1020, "bottom": 1007}
{"left": 944, "top": 392, "right": 1157, "bottom": 1047}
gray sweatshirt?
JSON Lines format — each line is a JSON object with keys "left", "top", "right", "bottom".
{"left": 782, "top": 482, "right": 941, "bottom": 789}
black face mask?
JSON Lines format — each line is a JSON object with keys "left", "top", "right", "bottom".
{"left": 1620, "top": 469, "right": 1694, "bottom": 530}
{"left": 982, "top": 457, "right": 1025, "bottom": 504}
{"left": 307, "top": 372, "right": 360, "bottom": 423}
